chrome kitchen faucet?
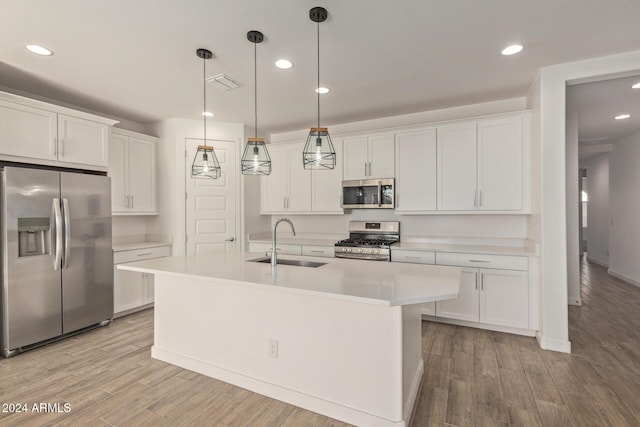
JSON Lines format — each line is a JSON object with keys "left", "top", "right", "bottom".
{"left": 271, "top": 218, "right": 296, "bottom": 267}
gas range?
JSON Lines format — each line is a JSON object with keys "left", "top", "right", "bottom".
{"left": 334, "top": 221, "right": 399, "bottom": 261}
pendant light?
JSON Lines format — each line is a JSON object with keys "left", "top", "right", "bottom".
{"left": 303, "top": 6, "right": 336, "bottom": 170}
{"left": 241, "top": 30, "right": 271, "bottom": 175}
{"left": 192, "top": 48, "right": 221, "bottom": 179}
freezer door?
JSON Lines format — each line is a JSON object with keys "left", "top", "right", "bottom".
{"left": 60, "top": 172, "right": 113, "bottom": 333}
{"left": 2, "top": 167, "right": 62, "bottom": 351}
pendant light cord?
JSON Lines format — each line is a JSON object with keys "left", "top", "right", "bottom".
{"left": 203, "top": 54, "right": 207, "bottom": 144}
{"left": 317, "top": 20, "right": 320, "bottom": 129}
{"left": 254, "top": 40, "right": 258, "bottom": 139}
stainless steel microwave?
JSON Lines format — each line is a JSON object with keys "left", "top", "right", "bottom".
{"left": 341, "top": 178, "right": 394, "bottom": 209}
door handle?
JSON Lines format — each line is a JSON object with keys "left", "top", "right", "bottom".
{"left": 225, "top": 237, "right": 235, "bottom": 242}
{"left": 62, "top": 198, "right": 70, "bottom": 269}
{"left": 52, "top": 199, "right": 62, "bottom": 270}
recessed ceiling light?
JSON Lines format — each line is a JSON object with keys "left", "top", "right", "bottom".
{"left": 632, "top": 82, "right": 640, "bottom": 89}
{"left": 315, "top": 87, "right": 330, "bottom": 94}
{"left": 615, "top": 114, "right": 630, "bottom": 120}
{"left": 501, "top": 44, "right": 523, "bottom": 56}
{"left": 275, "top": 59, "right": 293, "bottom": 70}
{"left": 202, "top": 111, "right": 214, "bottom": 117}
{"left": 26, "top": 44, "right": 53, "bottom": 56}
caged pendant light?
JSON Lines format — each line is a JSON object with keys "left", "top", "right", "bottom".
{"left": 191, "top": 48, "right": 221, "bottom": 179}
{"left": 302, "top": 6, "right": 336, "bottom": 170}
{"left": 241, "top": 30, "right": 271, "bottom": 175}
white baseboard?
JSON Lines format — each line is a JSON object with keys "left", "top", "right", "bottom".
{"left": 422, "top": 315, "right": 536, "bottom": 337}
{"left": 568, "top": 296, "right": 582, "bottom": 306}
{"left": 152, "top": 346, "right": 407, "bottom": 427}
{"left": 536, "top": 332, "right": 571, "bottom": 353}
{"left": 586, "top": 256, "right": 608, "bottom": 268}
{"left": 607, "top": 269, "right": 640, "bottom": 288}
{"left": 403, "top": 360, "right": 423, "bottom": 425}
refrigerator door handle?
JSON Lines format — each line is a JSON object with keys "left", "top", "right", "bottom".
{"left": 62, "top": 198, "right": 71, "bottom": 269}
{"left": 53, "top": 198, "right": 63, "bottom": 270}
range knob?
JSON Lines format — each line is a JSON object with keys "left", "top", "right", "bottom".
{"left": 347, "top": 248, "right": 352, "bottom": 253}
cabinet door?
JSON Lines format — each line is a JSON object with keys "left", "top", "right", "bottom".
{"left": 287, "top": 142, "right": 311, "bottom": 212}
{"left": 395, "top": 129, "right": 436, "bottom": 211}
{"left": 368, "top": 134, "right": 395, "bottom": 178}
{"left": 480, "top": 269, "right": 528, "bottom": 329}
{"left": 57, "top": 114, "right": 109, "bottom": 167}
{"left": 477, "top": 118, "right": 523, "bottom": 210}
{"left": 109, "top": 133, "right": 129, "bottom": 212}
{"left": 128, "top": 137, "right": 156, "bottom": 213}
{"left": 343, "top": 136, "right": 369, "bottom": 180}
{"left": 437, "top": 124, "right": 477, "bottom": 211}
{"left": 312, "top": 139, "right": 343, "bottom": 212}
{"left": 436, "top": 268, "right": 479, "bottom": 322}
{"left": 0, "top": 100, "right": 57, "bottom": 161}
{"left": 261, "top": 145, "right": 288, "bottom": 213}
{"left": 113, "top": 267, "right": 144, "bottom": 314}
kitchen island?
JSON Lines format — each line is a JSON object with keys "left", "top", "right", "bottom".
{"left": 118, "top": 252, "right": 461, "bottom": 427}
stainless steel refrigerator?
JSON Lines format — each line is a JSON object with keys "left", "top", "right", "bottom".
{"left": 1, "top": 166, "right": 113, "bottom": 357}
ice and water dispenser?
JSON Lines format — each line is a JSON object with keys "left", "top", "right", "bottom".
{"left": 17, "top": 217, "right": 51, "bottom": 257}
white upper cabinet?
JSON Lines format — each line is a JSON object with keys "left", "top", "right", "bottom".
{"left": 312, "top": 139, "right": 344, "bottom": 213}
{"left": 0, "top": 100, "right": 57, "bottom": 161}
{"left": 436, "top": 113, "right": 530, "bottom": 213}
{"left": 437, "top": 123, "right": 478, "bottom": 211}
{"left": 477, "top": 117, "right": 524, "bottom": 211}
{"left": 343, "top": 133, "right": 394, "bottom": 180}
{"left": 57, "top": 114, "right": 109, "bottom": 167}
{"left": 261, "top": 141, "right": 343, "bottom": 215}
{"left": 395, "top": 129, "right": 437, "bottom": 212}
{"left": 109, "top": 129, "right": 158, "bottom": 215}
{"left": 0, "top": 92, "right": 117, "bottom": 170}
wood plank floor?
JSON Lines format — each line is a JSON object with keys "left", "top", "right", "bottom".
{"left": 1, "top": 258, "right": 639, "bottom": 426}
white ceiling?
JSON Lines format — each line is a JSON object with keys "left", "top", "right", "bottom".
{"left": 2, "top": 0, "right": 640, "bottom": 135}
{"left": 567, "top": 74, "right": 640, "bottom": 159}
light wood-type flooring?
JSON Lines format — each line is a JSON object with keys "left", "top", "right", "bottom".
{"left": 1, "top": 258, "right": 639, "bottom": 426}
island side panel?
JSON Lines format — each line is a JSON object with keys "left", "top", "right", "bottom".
{"left": 152, "top": 273, "right": 407, "bottom": 427}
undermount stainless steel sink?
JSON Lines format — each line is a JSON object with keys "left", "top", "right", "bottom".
{"left": 249, "top": 257, "right": 327, "bottom": 268}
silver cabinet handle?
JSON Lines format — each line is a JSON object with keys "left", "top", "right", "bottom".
{"left": 377, "top": 180, "right": 382, "bottom": 207}
{"left": 473, "top": 190, "right": 477, "bottom": 207}
{"left": 479, "top": 190, "right": 482, "bottom": 207}
{"left": 225, "top": 237, "right": 235, "bottom": 242}
{"left": 283, "top": 198, "right": 286, "bottom": 209}
{"left": 59, "top": 138, "right": 65, "bottom": 156}
{"left": 62, "top": 198, "right": 70, "bottom": 269}
{"left": 364, "top": 162, "right": 368, "bottom": 177}
{"left": 130, "top": 195, "right": 134, "bottom": 209}
{"left": 310, "top": 250, "right": 324, "bottom": 253}
{"left": 52, "top": 198, "right": 63, "bottom": 270}
{"left": 52, "top": 137, "right": 57, "bottom": 156}
{"left": 481, "top": 272, "right": 484, "bottom": 290}
{"left": 469, "top": 259, "right": 490, "bottom": 263}
{"left": 137, "top": 252, "right": 153, "bottom": 257}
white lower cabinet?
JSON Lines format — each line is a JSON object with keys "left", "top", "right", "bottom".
{"left": 113, "top": 245, "right": 170, "bottom": 317}
{"left": 436, "top": 268, "right": 480, "bottom": 322}
{"left": 248, "top": 242, "right": 335, "bottom": 258}
{"left": 391, "top": 248, "right": 533, "bottom": 334}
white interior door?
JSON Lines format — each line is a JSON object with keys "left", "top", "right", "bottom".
{"left": 185, "top": 138, "right": 237, "bottom": 255}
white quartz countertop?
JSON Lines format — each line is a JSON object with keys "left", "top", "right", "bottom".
{"left": 118, "top": 252, "right": 461, "bottom": 307}
{"left": 113, "top": 241, "right": 172, "bottom": 252}
{"left": 393, "top": 242, "right": 537, "bottom": 256}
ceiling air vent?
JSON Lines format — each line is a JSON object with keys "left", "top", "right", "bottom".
{"left": 206, "top": 74, "right": 243, "bottom": 91}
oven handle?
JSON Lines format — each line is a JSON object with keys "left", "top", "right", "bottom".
{"left": 335, "top": 253, "right": 390, "bottom": 261}
{"left": 377, "top": 180, "right": 382, "bottom": 207}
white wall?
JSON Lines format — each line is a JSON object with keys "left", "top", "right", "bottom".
{"left": 565, "top": 112, "right": 581, "bottom": 305}
{"left": 582, "top": 154, "right": 609, "bottom": 267}
{"left": 532, "top": 48, "right": 640, "bottom": 354}
{"left": 609, "top": 131, "right": 640, "bottom": 286}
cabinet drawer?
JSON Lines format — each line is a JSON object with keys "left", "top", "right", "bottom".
{"left": 302, "top": 245, "right": 334, "bottom": 258}
{"left": 435, "top": 252, "right": 527, "bottom": 271}
{"left": 114, "top": 245, "right": 171, "bottom": 264}
{"left": 392, "top": 250, "right": 435, "bottom": 264}
{"left": 249, "top": 242, "right": 302, "bottom": 256}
